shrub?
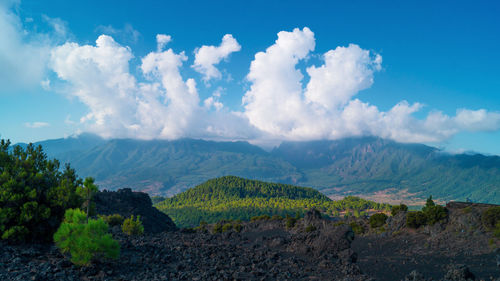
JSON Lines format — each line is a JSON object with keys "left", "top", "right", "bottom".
{"left": 0, "top": 141, "right": 83, "bottom": 242}
{"left": 482, "top": 206, "right": 500, "bottom": 229}
{"left": 1, "top": 225, "right": 28, "bottom": 242}
{"left": 233, "top": 223, "right": 242, "bottom": 232}
{"left": 53, "top": 209, "right": 119, "bottom": 266}
{"left": 391, "top": 204, "right": 408, "bottom": 216}
{"left": 349, "top": 222, "right": 365, "bottom": 235}
{"left": 77, "top": 178, "right": 98, "bottom": 221}
{"left": 286, "top": 215, "right": 297, "bottom": 229}
{"left": 271, "top": 214, "right": 283, "bottom": 220}
{"left": 333, "top": 221, "right": 345, "bottom": 226}
{"left": 122, "top": 215, "right": 144, "bottom": 236}
{"left": 406, "top": 211, "right": 427, "bottom": 228}
{"left": 194, "top": 221, "right": 208, "bottom": 233}
{"left": 420, "top": 196, "right": 447, "bottom": 225}
{"left": 494, "top": 222, "right": 500, "bottom": 238}
{"left": 305, "top": 225, "right": 316, "bottom": 232}
{"left": 424, "top": 205, "right": 448, "bottom": 225}
{"left": 212, "top": 222, "right": 223, "bottom": 233}
{"left": 99, "top": 214, "right": 124, "bottom": 226}
{"left": 250, "top": 214, "right": 270, "bottom": 221}
{"left": 369, "top": 213, "right": 388, "bottom": 228}
{"left": 222, "top": 223, "right": 233, "bottom": 232}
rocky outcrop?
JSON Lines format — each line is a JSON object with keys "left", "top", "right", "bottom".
{"left": 94, "top": 188, "right": 177, "bottom": 233}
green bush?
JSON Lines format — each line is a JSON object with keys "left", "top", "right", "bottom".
{"left": 0, "top": 141, "right": 84, "bottom": 242}
{"left": 1, "top": 225, "right": 28, "bottom": 241}
{"left": 212, "top": 222, "right": 223, "bottom": 233}
{"left": 349, "top": 222, "right": 365, "bottom": 235}
{"left": 424, "top": 204, "right": 448, "bottom": 225}
{"left": 194, "top": 221, "right": 208, "bottom": 233}
{"left": 494, "top": 222, "right": 500, "bottom": 238}
{"left": 271, "top": 214, "right": 283, "bottom": 220}
{"left": 53, "top": 209, "right": 119, "bottom": 266}
{"left": 369, "top": 213, "right": 388, "bottom": 228}
{"left": 482, "top": 206, "right": 500, "bottom": 229}
{"left": 222, "top": 223, "right": 233, "bottom": 232}
{"left": 391, "top": 204, "right": 408, "bottom": 216}
{"left": 233, "top": 223, "right": 242, "bottom": 232}
{"left": 406, "top": 211, "right": 427, "bottom": 228}
{"left": 250, "top": 214, "right": 270, "bottom": 221}
{"left": 305, "top": 225, "right": 316, "bottom": 232}
{"left": 121, "top": 215, "right": 144, "bottom": 236}
{"left": 421, "top": 196, "right": 447, "bottom": 225}
{"left": 99, "top": 214, "right": 124, "bottom": 226}
{"left": 285, "top": 214, "right": 297, "bottom": 228}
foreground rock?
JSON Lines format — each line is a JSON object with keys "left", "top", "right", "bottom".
{"left": 0, "top": 215, "right": 370, "bottom": 281}
{"left": 94, "top": 188, "right": 177, "bottom": 233}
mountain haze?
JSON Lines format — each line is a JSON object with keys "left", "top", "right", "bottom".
{"left": 18, "top": 134, "right": 500, "bottom": 203}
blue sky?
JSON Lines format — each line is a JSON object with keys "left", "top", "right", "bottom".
{"left": 1, "top": 0, "right": 500, "bottom": 154}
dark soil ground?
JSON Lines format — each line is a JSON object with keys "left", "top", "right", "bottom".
{"left": 0, "top": 217, "right": 369, "bottom": 281}
{"left": 353, "top": 234, "right": 499, "bottom": 280}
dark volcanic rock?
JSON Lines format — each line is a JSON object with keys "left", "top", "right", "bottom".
{"left": 94, "top": 188, "right": 176, "bottom": 233}
{"left": 0, "top": 218, "right": 372, "bottom": 281}
{"left": 442, "top": 265, "right": 475, "bottom": 281}
{"left": 403, "top": 270, "right": 428, "bottom": 281}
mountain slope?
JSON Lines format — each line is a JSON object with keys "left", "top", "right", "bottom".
{"left": 272, "top": 137, "right": 500, "bottom": 203}
{"left": 17, "top": 134, "right": 500, "bottom": 203}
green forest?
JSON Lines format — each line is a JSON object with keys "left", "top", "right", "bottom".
{"left": 155, "top": 176, "right": 392, "bottom": 227}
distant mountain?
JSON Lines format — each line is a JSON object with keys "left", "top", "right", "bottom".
{"left": 155, "top": 176, "right": 390, "bottom": 227}
{"left": 16, "top": 133, "right": 106, "bottom": 155}
{"left": 16, "top": 134, "right": 500, "bottom": 203}
{"left": 30, "top": 136, "right": 301, "bottom": 196}
{"left": 272, "top": 137, "right": 500, "bottom": 204}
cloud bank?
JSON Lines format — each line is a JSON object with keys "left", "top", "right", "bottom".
{"left": 48, "top": 27, "right": 500, "bottom": 144}
{"left": 2, "top": 0, "right": 497, "bottom": 147}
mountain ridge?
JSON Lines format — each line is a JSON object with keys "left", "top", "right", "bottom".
{"left": 13, "top": 134, "right": 500, "bottom": 203}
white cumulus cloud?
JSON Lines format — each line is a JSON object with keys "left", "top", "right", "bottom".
{"left": 156, "top": 34, "right": 171, "bottom": 51}
{"left": 192, "top": 34, "right": 241, "bottom": 83}
{"left": 50, "top": 34, "right": 255, "bottom": 141}
{"left": 242, "top": 27, "right": 500, "bottom": 143}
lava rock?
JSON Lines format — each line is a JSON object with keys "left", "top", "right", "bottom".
{"left": 94, "top": 188, "right": 177, "bottom": 233}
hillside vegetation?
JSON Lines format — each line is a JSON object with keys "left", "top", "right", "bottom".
{"left": 155, "top": 176, "right": 391, "bottom": 227}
